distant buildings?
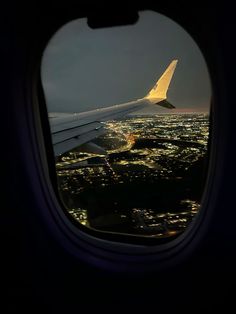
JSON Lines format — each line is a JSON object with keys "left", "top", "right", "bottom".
{"left": 56, "top": 113, "right": 209, "bottom": 239}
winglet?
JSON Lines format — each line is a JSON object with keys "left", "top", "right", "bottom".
{"left": 144, "top": 60, "right": 178, "bottom": 101}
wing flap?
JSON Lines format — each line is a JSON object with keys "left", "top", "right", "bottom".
{"left": 53, "top": 126, "right": 106, "bottom": 156}
{"left": 52, "top": 122, "right": 102, "bottom": 145}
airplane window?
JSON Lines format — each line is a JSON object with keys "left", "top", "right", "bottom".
{"left": 41, "top": 10, "right": 211, "bottom": 243}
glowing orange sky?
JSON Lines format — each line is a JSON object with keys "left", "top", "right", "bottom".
{"left": 171, "top": 107, "right": 209, "bottom": 113}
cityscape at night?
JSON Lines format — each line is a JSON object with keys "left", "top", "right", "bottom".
{"left": 56, "top": 113, "right": 209, "bottom": 240}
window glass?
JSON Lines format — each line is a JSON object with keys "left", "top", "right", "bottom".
{"left": 41, "top": 10, "right": 211, "bottom": 241}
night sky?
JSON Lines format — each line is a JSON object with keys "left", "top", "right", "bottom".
{"left": 41, "top": 10, "right": 211, "bottom": 115}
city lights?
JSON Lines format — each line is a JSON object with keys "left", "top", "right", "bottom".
{"left": 56, "top": 113, "right": 209, "bottom": 239}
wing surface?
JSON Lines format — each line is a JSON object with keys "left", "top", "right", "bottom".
{"left": 49, "top": 60, "right": 178, "bottom": 156}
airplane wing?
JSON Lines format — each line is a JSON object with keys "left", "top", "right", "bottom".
{"left": 49, "top": 60, "right": 178, "bottom": 156}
